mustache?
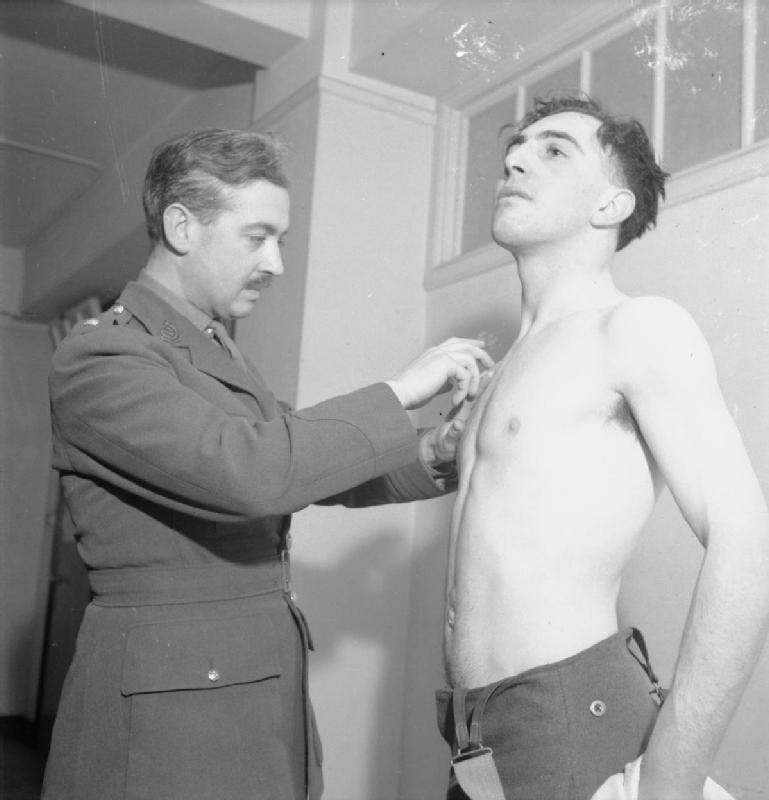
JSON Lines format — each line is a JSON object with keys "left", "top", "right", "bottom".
{"left": 245, "top": 277, "right": 273, "bottom": 291}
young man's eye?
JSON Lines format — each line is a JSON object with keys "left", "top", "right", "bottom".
{"left": 546, "top": 144, "right": 564, "bottom": 157}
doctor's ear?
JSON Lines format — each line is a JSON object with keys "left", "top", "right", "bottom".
{"left": 162, "top": 203, "right": 196, "bottom": 255}
{"left": 591, "top": 187, "right": 635, "bottom": 229}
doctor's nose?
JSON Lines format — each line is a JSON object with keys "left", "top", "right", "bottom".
{"left": 262, "top": 241, "right": 285, "bottom": 276}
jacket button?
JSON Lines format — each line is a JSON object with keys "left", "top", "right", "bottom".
{"left": 207, "top": 668, "right": 220, "bottom": 682}
{"left": 112, "top": 304, "right": 124, "bottom": 314}
{"left": 589, "top": 700, "right": 606, "bottom": 717}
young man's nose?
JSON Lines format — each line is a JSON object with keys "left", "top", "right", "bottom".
{"left": 503, "top": 154, "right": 527, "bottom": 178}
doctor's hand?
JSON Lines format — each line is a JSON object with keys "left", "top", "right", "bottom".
{"left": 419, "top": 368, "right": 494, "bottom": 466}
{"left": 386, "top": 338, "right": 493, "bottom": 410}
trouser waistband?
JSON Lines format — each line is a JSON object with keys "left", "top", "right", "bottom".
{"left": 445, "top": 628, "right": 664, "bottom": 756}
{"left": 89, "top": 555, "right": 291, "bottom": 606}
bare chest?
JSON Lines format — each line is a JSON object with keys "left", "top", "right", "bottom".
{"left": 459, "top": 325, "right": 634, "bottom": 461}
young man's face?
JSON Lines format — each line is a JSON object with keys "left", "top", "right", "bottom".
{"left": 184, "top": 179, "right": 290, "bottom": 320}
{"left": 492, "top": 111, "right": 616, "bottom": 251}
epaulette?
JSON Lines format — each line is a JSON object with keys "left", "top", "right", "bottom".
{"left": 69, "top": 301, "right": 135, "bottom": 336}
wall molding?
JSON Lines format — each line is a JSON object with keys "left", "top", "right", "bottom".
{"left": 252, "top": 77, "right": 321, "bottom": 132}
{"left": 317, "top": 73, "right": 437, "bottom": 126}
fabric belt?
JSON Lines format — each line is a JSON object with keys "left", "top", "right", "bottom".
{"left": 89, "top": 553, "right": 291, "bottom": 606}
{"left": 448, "top": 628, "right": 664, "bottom": 800}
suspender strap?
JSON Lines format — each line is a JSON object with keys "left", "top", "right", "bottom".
{"left": 627, "top": 628, "right": 667, "bottom": 705}
{"left": 453, "top": 688, "right": 470, "bottom": 752}
{"left": 450, "top": 681, "right": 508, "bottom": 800}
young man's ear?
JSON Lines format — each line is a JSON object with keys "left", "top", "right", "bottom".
{"left": 591, "top": 187, "right": 635, "bottom": 229}
{"left": 162, "top": 203, "right": 196, "bottom": 255}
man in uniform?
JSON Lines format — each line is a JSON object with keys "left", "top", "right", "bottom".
{"left": 43, "top": 128, "right": 492, "bottom": 800}
{"left": 436, "top": 96, "right": 769, "bottom": 800}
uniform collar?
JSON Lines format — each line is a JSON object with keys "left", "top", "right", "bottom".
{"left": 117, "top": 279, "right": 263, "bottom": 398}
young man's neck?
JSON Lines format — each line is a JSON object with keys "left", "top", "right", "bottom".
{"left": 513, "top": 240, "right": 622, "bottom": 335}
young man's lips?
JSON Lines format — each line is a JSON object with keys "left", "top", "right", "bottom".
{"left": 497, "top": 188, "right": 531, "bottom": 202}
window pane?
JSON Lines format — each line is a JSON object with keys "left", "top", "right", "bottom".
{"left": 527, "top": 60, "right": 581, "bottom": 107}
{"left": 756, "top": 0, "right": 769, "bottom": 142}
{"left": 592, "top": 24, "right": 654, "bottom": 137}
{"left": 462, "top": 93, "right": 518, "bottom": 254}
{"left": 663, "top": 0, "right": 743, "bottom": 173}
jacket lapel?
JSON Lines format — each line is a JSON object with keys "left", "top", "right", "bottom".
{"left": 119, "top": 283, "right": 270, "bottom": 402}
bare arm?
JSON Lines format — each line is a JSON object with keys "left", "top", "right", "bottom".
{"left": 610, "top": 297, "right": 769, "bottom": 799}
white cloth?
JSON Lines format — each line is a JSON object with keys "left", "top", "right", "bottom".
{"left": 590, "top": 755, "right": 735, "bottom": 800}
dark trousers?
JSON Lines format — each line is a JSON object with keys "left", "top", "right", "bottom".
{"left": 436, "top": 628, "right": 663, "bottom": 800}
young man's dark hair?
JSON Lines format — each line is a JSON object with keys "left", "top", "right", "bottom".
{"left": 508, "top": 94, "right": 668, "bottom": 251}
{"left": 142, "top": 128, "right": 288, "bottom": 245}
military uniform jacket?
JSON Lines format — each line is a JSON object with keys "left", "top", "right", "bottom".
{"left": 43, "top": 281, "right": 447, "bottom": 800}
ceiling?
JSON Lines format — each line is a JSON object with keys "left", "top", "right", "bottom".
{"left": 0, "top": 0, "right": 258, "bottom": 250}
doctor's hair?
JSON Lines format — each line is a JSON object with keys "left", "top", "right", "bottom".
{"left": 506, "top": 94, "right": 668, "bottom": 251}
{"left": 142, "top": 128, "right": 288, "bottom": 245}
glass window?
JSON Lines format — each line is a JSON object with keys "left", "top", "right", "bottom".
{"left": 526, "top": 60, "right": 581, "bottom": 107}
{"left": 663, "top": 0, "right": 743, "bottom": 172}
{"left": 592, "top": 24, "right": 654, "bottom": 138}
{"left": 462, "top": 93, "right": 519, "bottom": 254}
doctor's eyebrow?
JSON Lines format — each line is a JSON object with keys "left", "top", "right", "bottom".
{"left": 243, "top": 223, "right": 288, "bottom": 235}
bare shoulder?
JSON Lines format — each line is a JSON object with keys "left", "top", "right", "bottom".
{"left": 603, "top": 296, "right": 717, "bottom": 388}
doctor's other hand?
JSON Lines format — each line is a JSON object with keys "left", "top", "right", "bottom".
{"left": 419, "top": 368, "right": 494, "bottom": 465}
{"left": 386, "top": 338, "right": 493, "bottom": 410}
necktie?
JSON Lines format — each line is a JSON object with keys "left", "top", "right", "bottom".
{"left": 206, "top": 320, "right": 249, "bottom": 374}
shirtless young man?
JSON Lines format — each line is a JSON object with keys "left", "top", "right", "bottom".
{"left": 435, "top": 96, "right": 769, "bottom": 800}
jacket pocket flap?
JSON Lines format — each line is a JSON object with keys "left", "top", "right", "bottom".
{"left": 121, "top": 614, "right": 281, "bottom": 696}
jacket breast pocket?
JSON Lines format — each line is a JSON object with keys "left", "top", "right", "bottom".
{"left": 121, "top": 613, "right": 293, "bottom": 800}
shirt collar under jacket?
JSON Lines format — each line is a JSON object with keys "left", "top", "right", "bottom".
{"left": 136, "top": 269, "right": 214, "bottom": 333}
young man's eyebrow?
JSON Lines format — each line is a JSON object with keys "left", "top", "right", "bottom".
{"left": 505, "top": 129, "right": 584, "bottom": 154}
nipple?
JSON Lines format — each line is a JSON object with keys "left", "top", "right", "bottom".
{"left": 508, "top": 417, "right": 521, "bottom": 435}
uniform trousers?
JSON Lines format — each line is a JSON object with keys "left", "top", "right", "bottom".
{"left": 436, "top": 628, "right": 663, "bottom": 800}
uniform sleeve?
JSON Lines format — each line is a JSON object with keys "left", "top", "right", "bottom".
{"left": 315, "top": 457, "right": 454, "bottom": 507}
{"left": 50, "top": 327, "right": 420, "bottom": 522}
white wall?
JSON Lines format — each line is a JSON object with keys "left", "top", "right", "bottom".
{"left": 398, "top": 173, "right": 769, "bottom": 799}
{"left": 0, "top": 318, "right": 54, "bottom": 716}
